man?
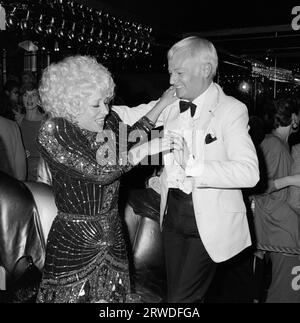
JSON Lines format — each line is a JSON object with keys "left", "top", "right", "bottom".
{"left": 115, "top": 36, "right": 260, "bottom": 302}
{"left": 0, "top": 116, "right": 26, "bottom": 181}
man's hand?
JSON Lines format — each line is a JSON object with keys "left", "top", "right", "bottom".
{"left": 173, "top": 138, "right": 190, "bottom": 169}
{"left": 166, "top": 130, "right": 190, "bottom": 169}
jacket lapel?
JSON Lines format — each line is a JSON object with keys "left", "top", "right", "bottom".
{"left": 193, "top": 82, "right": 220, "bottom": 131}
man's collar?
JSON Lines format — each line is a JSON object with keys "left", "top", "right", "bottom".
{"left": 192, "top": 82, "right": 214, "bottom": 106}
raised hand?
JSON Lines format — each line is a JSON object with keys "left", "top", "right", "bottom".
{"left": 158, "top": 86, "right": 178, "bottom": 107}
{"left": 144, "top": 86, "right": 178, "bottom": 124}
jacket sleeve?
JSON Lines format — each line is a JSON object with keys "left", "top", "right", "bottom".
{"left": 112, "top": 100, "right": 164, "bottom": 128}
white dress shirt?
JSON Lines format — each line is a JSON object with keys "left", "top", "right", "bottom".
{"left": 164, "top": 83, "right": 213, "bottom": 193}
{"left": 112, "top": 83, "right": 214, "bottom": 194}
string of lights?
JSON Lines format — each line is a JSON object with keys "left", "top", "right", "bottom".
{"left": 1, "top": 0, "right": 154, "bottom": 62}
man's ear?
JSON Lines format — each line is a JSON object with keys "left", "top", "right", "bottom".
{"left": 201, "top": 63, "right": 212, "bottom": 78}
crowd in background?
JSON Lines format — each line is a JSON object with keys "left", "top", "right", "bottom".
{"left": 0, "top": 71, "right": 46, "bottom": 181}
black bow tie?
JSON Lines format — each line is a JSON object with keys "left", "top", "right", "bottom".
{"left": 179, "top": 100, "right": 197, "bottom": 117}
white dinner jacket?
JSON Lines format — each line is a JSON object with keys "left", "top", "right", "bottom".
{"left": 113, "top": 83, "right": 259, "bottom": 262}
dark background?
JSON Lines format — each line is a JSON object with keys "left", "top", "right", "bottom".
{"left": 1, "top": 0, "right": 300, "bottom": 109}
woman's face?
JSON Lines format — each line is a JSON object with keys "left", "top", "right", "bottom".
{"left": 23, "top": 89, "right": 39, "bottom": 110}
{"left": 76, "top": 89, "right": 109, "bottom": 132}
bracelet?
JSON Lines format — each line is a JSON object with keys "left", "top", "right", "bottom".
{"left": 141, "top": 116, "right": 155, "bottom": 132}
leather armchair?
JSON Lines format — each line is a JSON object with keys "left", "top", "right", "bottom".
{"left": 124, "top": 198, "right": 164, "bottom": 271}
{"left": 0, "top": 171, "right": 56, "bottom": 299}
{"left": 124, "top": 188, "right": 166, "bottom": 302}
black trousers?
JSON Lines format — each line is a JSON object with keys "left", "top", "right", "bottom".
{"left": 162, "top": 188, "right": 217, "bottom": 303}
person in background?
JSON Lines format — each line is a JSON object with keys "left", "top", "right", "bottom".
{"left": 287, "top": 95, "right": 300, "bottom": 148}
{"left": 252, "top": 98, "right": 300, "bottom": 303}
{"left": 19, "top": 87, "right": 45, "bottom": 181}
{"left": 0, "top": 115, "right": 26, "bottom": 181}
{"left": 36, "top": 55, "right": 181, "bottom": 303}
{"left": 0, "top": 80, "right": 23, "bottom": 122}
{"left": 19, "top": 71, "right": 37, "bottom": 98}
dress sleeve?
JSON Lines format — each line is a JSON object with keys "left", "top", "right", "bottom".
{"left": 36, "top": 118, "right": 125, "bottom": 184}
{"left": 100, "top": 111, "right": 156, "bottom": 170}
{"left": 106, "top": 110, "right": 155, "bottom": 148}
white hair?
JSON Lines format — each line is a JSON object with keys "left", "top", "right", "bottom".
{"left": 168, "top": 36, "right": 218, "bottom": 77}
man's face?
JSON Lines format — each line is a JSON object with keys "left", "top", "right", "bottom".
{"left": 168, "top": 50, "right": 210, "bottom": 101}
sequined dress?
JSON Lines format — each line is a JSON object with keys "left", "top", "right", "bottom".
{"left": 36, "top": 111, "right": 154, "bottom": 303}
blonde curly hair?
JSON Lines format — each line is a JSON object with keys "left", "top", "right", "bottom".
{"left": 39, "top": 56, "right": 115, "bottom": 122}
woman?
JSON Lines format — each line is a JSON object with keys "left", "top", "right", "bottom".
{"left": 253, "top": 98, "right": 300, "bottom": 303}
{"left": 19, "top": 71, "right": 37, "bottom": 98}
{"left": 19, "top": 87, "right": 45, "bottom": 181}
{"left": 36, "top": 55, "right": 180, "bottom": 303}
{"left": 0, "top": 80, "right": 23, "bottom": 121}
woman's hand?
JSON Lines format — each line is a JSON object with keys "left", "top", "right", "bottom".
{"left": 158, "top": 86, "right": 178, "bottom": 107}
{"left": 128, "top": 133, "right": 183, "bottom": 165}
{"left": 147, "top": 133, "right": 183, "bottom": 156}
{"left": 144, "top": 86, "right": 177, "bottom": 124}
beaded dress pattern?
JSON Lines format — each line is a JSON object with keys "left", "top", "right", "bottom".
{"left": 36, "top": 111, "right": 154, "bottom": 303}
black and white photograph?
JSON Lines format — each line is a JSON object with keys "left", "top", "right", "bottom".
{"left": 0, "top": 0, "right": 300, "bottom": 316}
